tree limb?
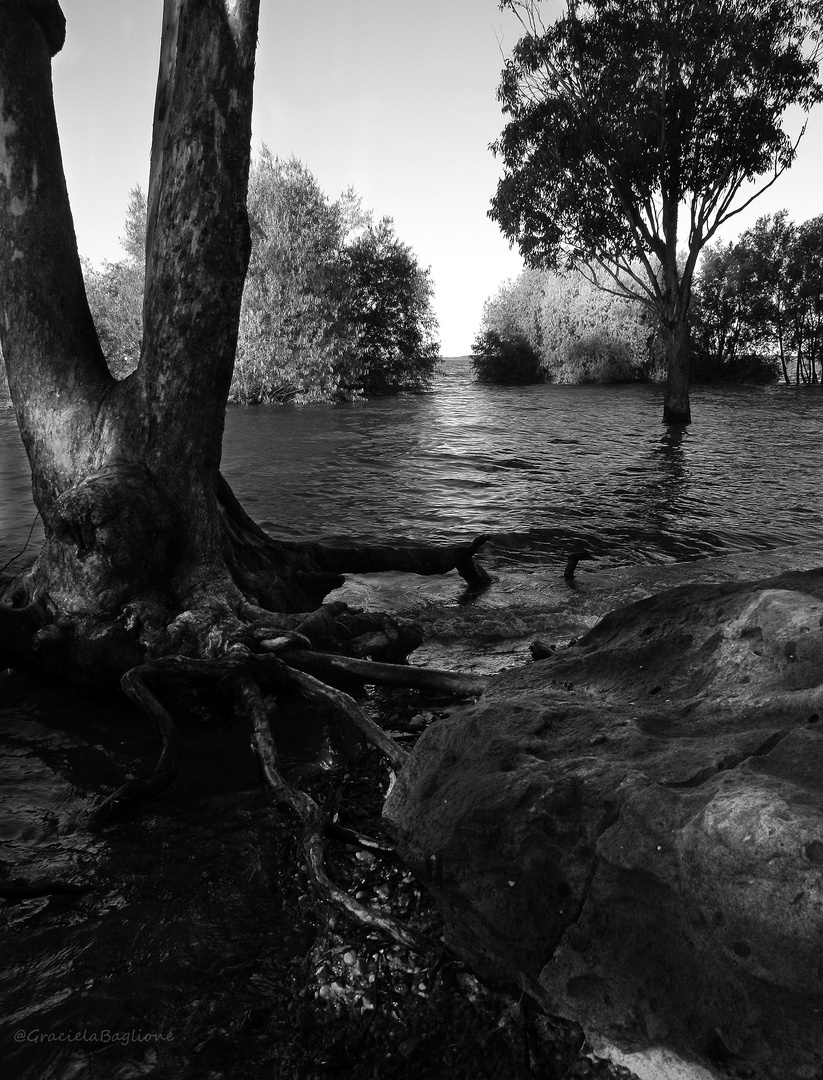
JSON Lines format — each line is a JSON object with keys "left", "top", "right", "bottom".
{"left": 305, "top": 534, "right": 491, "bottom": 588}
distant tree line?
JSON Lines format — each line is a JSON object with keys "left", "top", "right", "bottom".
{"left": 76, "top": 151, "right": 440, "bottom": 404}
{"left": 692, "top": 212, "right": 823, "bottom": 385}
{"left": 473, "top": 211, "right": 823, "bottom": 388}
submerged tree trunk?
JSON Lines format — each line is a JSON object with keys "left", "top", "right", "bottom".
{"left": 661, "top": 318, "right": 692, "bottom": 425}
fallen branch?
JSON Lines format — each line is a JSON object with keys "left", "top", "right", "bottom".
{"left": 235, "top": 671, "right": 429, "bottom": 953}
{"left": 281, "top": 649, "right": 489, "bottom": 698}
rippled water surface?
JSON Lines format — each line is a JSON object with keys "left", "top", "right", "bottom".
{"left": 3, "top": 361, "right": 823, "bottom": 571}
{"left": 220, "top": 362, "right": 823, "bottom": 569}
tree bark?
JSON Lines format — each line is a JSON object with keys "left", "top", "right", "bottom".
{"left": 0, "top": 0, "right": 489, "bottom": 684}
{"left": 662, "top": 318, "right": 692, "bottom": 425}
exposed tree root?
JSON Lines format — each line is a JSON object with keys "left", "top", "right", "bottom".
{"left": 90, "top": 660, "right": 185, "bottom": 823}
{"left": 0, "top": 600, "right": 48, "bottom": 667}
{"left": 0, "top": 512, "right": 492, "bottom": 949}
{"left": 279, "top": 649, "right": 489, "bottom": 698}
{"left": 269, "top": 659, "right": 408, "bottom": 769}
{"left": 236, "top": 670, "right": 431, "bottom": 954}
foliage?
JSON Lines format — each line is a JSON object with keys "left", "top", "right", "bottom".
{"left": 336, "top": 218, "right": 441, "bottom": 395}
{"left": 471, "top": 327, "right": 544, "bottom": 384}
{"left": 81, "top": 156, "right": 440, "bottom": 404}
{"left": 472, "top": 266, "right": 657, "bottom": 384}
{"left": 787, "top": 215, "right": 823, "bottom": 383}
{"left": 691, "top": 211, "right": 823, "bottom": 383}
{"left": 491, "top": 0, "right": 823, "bottom": 415}
{"left": 233, "top": 150, "right": 439, "bottom": 403}
{"left": 234, "top": 151, "right": 358, "bottom": 404}
{"left": 83, "top": 186, "right": 146, "bottom": 379}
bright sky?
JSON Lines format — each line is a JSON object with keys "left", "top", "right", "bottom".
{"left": 53, "top": 1, "right": 823, "bottom": 357}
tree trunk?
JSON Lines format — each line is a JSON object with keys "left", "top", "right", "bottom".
{"left": 0, "top": 0, "right": 488, "bottom": 684}
{"left": 661, "top": 318, "right": 692, "bottom": 425}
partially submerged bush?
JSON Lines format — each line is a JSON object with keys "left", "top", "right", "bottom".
{"left": 472, "top": 267, "right": 653, "bottom": 386}
{"left": 471, "top": 328, "right": 545, "bottom": 384}
{"left": 554, "top": 332, "right": 641, "bottom": 384}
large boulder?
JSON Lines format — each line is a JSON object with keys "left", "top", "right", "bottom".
{"left": 385, "top": 568, "right": 823, "bottom": 1080}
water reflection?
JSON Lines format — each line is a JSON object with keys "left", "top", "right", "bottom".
{"left": 648, "top": 426, "right": 688, "bottom": 522}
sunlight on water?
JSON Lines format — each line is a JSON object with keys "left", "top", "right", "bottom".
{"left": 219, "top": 362, "right": 823, "bottom": 571}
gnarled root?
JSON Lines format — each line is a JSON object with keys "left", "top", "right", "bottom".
{"left": 235, "top": 671, "right": 430, "bottom": 954}
{"left": 90, "top": 662, "right": 180, "bottom": 824}
{"left": 264, "top": 657, "right": 408, "bottom": 769}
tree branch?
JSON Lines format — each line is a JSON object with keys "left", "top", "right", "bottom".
{"left": 281, "top": 650, "right": 489, "bottom": 699}
{"left": 0, "top": 0, "right": 113, "bottom": 495}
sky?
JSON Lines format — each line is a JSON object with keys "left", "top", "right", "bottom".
{"left": 53, "top": 1, "right": 823, "bottom": 357}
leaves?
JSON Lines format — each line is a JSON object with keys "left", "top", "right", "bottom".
{"left": 491, "top": 0, "right": 823, "bottom": 397}
{"left": 79, "top": 159, "right": 440, "bottom": 403}
{"left": 234, "top": 152, "right": 440, "bottom": 403}
{"left": 471, "top": 265, "right": 656, "bottom": 383}
{"left": 691, "top": 210, "right": 823, "bottom": 383}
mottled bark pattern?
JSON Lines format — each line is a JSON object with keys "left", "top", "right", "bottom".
{"left": 0, "top": 0, "right": 261, "bottom": 622}
{"left": 0, "top": 0, "right": 489, "bottom": 683}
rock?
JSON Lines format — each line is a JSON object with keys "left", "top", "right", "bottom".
{"left": 384, "top": 568, "right": 823, "bottom": 1080}
{"left": 529, "top": 639, "right": 555, "bottom": 660}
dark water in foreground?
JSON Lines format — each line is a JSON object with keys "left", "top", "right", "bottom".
{"left": 2, "top": 362, "right": 823, "bottom": 1076}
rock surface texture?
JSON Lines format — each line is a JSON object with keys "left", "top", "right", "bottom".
{"left": 385, "top": 568, "right": 823, "bottom": 1080}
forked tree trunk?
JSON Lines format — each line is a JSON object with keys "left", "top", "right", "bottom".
{"left": 0, "top": 0, "right": 272, "bottom": 648}
{"left": 0, "top": 0, "right": 487, "bottom": 683}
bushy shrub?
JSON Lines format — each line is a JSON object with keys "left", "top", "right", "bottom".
{"left": 554, "top": 332, "right": 638, "bottom": 383}
{"left": 471, "top": 328, "right": 545, "bottom": 384}
{"left": 473, "top": 267, "right": 652, "bottom": 385}
{"left": 233, "top": 151, "right": 439, "bottom": 403}
{"left": 79, "top": 157, "right": 440, "bottom": 405}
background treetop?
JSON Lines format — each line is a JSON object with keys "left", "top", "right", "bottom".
{"left": 491, "top": 0, "right": 823, "bottom": 422}
{"left": 493, "top": 0, "right": 823, "bottom": 293}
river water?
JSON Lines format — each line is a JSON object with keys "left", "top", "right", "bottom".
{"left": 2, "top": 361, "right": 823, "bottom": 1077}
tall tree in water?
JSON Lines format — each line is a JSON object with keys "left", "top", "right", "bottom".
{"left": 0, "top": 0, "right": 487, "bottom": 911}
{"left": 490, "top": 0, "right": 823, "bottom": 423}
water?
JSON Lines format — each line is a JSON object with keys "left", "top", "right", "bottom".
{"left": 220, "top": 361, "right": 823, "bottom": 564}
{"left": 4, "top": 360, "right": 823, "bottom": 571}
{"left": 2, "top": 362, "right": 823, "bottom": 1076}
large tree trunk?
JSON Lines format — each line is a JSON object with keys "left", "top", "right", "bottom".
{"left": 0, "top": 0, "right": 487, "bottom": 685}
{"left": 661, "top": 317, "right": 692, "bottom": 425}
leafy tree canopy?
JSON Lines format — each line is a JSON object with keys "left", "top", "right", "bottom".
{"left": 490, "top": 0, "right": 823, "bottom": 420}
{"left": 691, "top": 210, "right": 823, "bottom": 383}
{"left": 82, "top": 152, "right": 440, "bottom": 404}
